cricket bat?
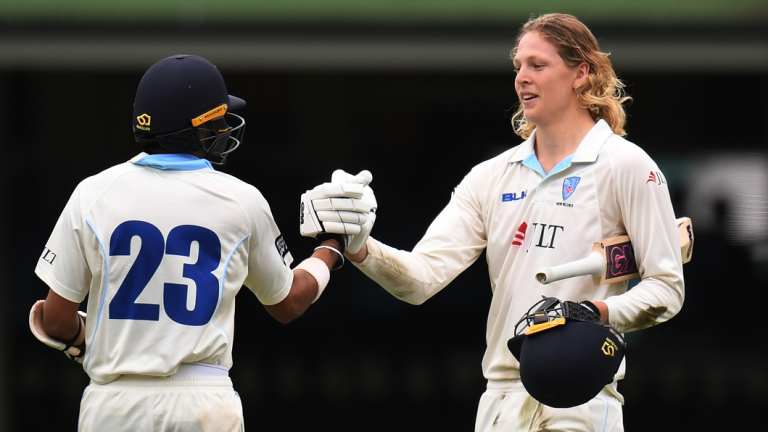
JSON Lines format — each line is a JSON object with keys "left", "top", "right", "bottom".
{"left": 535, "top": 217, "right": 694, "bottom": 285}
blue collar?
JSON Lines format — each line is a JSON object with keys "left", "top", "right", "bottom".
{"left": 522, "top": 153, "right": 574, "bottom": 179}
{"left": 131, "top": 153, "right": 213, "bottom": 171}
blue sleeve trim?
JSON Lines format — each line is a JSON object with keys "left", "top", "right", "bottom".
{"left": 216, "top": 234, "right": 250, "bottom": 312}
{"left": 84, "top": 217, "right": 110, "bottom": 369}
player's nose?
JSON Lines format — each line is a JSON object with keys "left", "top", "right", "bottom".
{"left": 515, "top": 66, "right": 533, "bottom": 87}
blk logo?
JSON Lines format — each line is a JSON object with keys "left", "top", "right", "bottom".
{"left": 512, "top": 221, "right": 564, "bottom": 250}
{"left": 646, "top": 170, "right": 666, "bottom": 186}
{"left": 41, "top": 247, "right": 57, "bottom": 264}
{"left": 502, "top": 191, "right": 527, "bottom": 202}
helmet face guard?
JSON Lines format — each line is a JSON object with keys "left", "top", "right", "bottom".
{"left": 198, "top": 112, "right": 246, "bottom": 165}
{"left": 507, "top": 297, "right": 626, "bottom": 408}
{"left": 512, "top": 296, "right": 568, "bottom": 338}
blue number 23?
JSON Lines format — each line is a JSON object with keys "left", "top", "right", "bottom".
{"left": 108, "top": 221, "right": 221, "bottom": 326}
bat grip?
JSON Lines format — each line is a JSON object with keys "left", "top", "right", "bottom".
{"left": 535, "top": 252, "right": 605, "bottom": 284}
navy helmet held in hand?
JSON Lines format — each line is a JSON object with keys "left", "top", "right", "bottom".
{"left": 507, "top": 297, "right": 626, "bottom": 408}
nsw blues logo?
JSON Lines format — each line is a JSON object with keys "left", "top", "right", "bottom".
{"left": 562, "top": 176, "right": 581, "bottom": 201}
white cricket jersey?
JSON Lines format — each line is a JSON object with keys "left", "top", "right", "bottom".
{"left": 35, "top": 153, "right": 294, "bottom": 384}
{"left": 354, "top": 120, "right": 684, "bottom": 383}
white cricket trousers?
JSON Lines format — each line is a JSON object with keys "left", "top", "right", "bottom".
{"left": 475, "top": 380, "right": 624, "bottom": 432}
{"left": 78, "top": 363, "right": 244, "bottom": 432}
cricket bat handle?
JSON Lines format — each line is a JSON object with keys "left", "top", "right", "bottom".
{"left": 535, "top": 251, "right": 604, "bottom": 284}
{"left": 535, "top": 217, "right": 693, "bottom": 285}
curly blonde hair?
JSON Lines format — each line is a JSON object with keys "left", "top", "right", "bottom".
{"left": 510, "top": 13, "right": 631, "bottom": 139}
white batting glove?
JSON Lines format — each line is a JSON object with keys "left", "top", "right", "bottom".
{"left": 29, "top": 300, "right": 87, "bottom": 364}
{"left": 328, "top": 169, "right": 377, "bottom": 254}
{"left": 300, "top": 181, "right": 372, "bottom": 239}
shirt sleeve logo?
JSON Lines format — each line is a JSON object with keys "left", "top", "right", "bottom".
{"left": 275, "top": 235, "right": 289, "bottom": 259}
{"left": 562, "top": 176, "right": 581, "bottom": 201}
{"left": 646, "top": 170, "right": 666, "bottom": 186}
{"left": 41, "top": 247, "right": 57, "bottom": 264}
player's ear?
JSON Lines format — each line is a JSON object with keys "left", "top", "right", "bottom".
{"left": 573, "top": 62, "right": 590, "bottom": 92}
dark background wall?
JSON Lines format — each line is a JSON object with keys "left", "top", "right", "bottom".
{"left": 2, "top": 6, "right": 768, "bottom": 431}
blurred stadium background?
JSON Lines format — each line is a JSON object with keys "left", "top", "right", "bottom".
{"left": 2, "top": 1, "right": 767, "bottom": 430}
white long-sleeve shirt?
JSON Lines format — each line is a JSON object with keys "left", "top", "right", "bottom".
{"left": 354, "top": 120, "right": 684, "bottom": 383}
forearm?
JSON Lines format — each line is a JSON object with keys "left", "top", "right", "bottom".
{"left": 266, "top": 238, "right": 343, "bottom": 323}
{"left": 30, "top": 291, "right": 87, "bottom": 363}
{"left": 42, "top": 310, "right": 82, "bottom": 343}
{"left": 603, "top": 274, "right": 684, "bottom": 333}
{"left": 42, "top": 290, "right": 84, "bottom": 344}
{"left": 608, "top": 146, "right": 686, "bottom": 333}
{"left": 269, "top": 270, "right": 317, "bottom": 324}
{"left": 352, "top": 237, "right": 474, "bottom": 305}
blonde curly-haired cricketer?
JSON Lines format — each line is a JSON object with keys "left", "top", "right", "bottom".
{"left": 310, "top": 12, "right": 685, "bottom": 432}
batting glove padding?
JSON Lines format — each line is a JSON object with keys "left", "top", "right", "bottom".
{"left": 29, "top": 300, "right": 87, "bottom": 364}
{"left": 300, "top": 181, "right": 372, "bottom": 239}
{"left": 329, "top": 169, "right": 377, "bottom": 254}
{"left": 560, "top": 300, "right": 601, "bottom": 323}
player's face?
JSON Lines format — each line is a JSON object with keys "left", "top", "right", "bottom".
{"left": 513, "top": 31, "right": 586, "bottom": 128}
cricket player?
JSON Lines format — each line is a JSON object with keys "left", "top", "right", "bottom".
{"left": 28, "top": 54, "right": 369, "bottom": 431}
{"left": 307, "top": 14, "right": 685, "bottom": 431}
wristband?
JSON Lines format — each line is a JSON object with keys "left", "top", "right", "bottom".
{"left": 296, "top": 257, "right": 330, "bottom": 303}
{"left": 317, "top": 233, "right": 345, "bottom": 254}
{"left": 314, "top": 245, "right": 345, "bottom": 270}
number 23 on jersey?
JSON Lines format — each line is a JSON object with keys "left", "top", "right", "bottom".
{"left": 108, "top": 220, "right": 221, "bottom": 326}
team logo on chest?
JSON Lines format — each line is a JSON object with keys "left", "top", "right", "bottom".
{"left": 556, "top": 176, "right": 581, "bottom": 208}
{"left": 562, "top": 176, "right": 581, "bottom": 200}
